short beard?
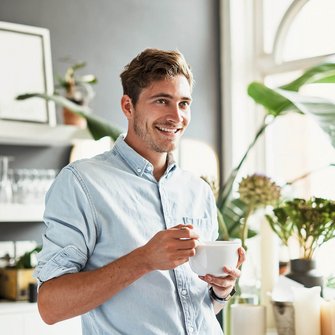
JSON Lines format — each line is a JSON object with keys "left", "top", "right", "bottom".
{"left": 133, "top": 115, "right": 178, "bottom": 153}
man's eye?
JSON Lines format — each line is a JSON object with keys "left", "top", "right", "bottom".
{"left": 179, "top": 101, "right": 190, "bottom": 108}
{"left": 156, "top": 99, "right": 167, "bottom": 104}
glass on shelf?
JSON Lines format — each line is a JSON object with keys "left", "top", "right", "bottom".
{"left": 0, "top": 156, "right": 14, "bottom": 203}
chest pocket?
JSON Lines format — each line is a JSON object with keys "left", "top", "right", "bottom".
{"left": 182, "top": 217, "right": 213, "bottom": 242}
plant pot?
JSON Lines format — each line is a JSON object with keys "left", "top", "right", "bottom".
{"left": 63, "top": 107, "right": 87, "bottom": 128}
{"left": 286, "top": 259, "right": 323, "bottom": 288}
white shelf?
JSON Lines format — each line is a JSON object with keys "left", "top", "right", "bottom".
{"left": 0, "top": 120, "right": 92, "bottom": 146}
{"left": 0, "top": 204, "right": 44, "bottom": 222}
{"left": 0, "top": 300, "right": 38, "bottom": 314}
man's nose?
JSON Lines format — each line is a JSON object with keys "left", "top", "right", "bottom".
{"left": 167, "top": 105, "right": 183, "bottom": 123}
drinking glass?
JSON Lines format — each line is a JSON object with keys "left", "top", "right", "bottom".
{"left": 0, "top": 156, "right": 14, "bottom": 203}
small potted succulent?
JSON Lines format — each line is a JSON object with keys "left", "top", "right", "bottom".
{"left": 266, "top": 197, "right": 335, "bottom": 288}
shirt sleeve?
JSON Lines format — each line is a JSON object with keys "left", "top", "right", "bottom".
{"left": 34, "top": 165, "right": 98, "bottom": 287}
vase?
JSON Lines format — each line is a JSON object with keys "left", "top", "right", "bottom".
{"left": 286, "top": 259, "right": 323, "bottom": 289}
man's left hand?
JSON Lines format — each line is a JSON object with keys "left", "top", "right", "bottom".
{"left": 199, "top": 246, "right": 246, "bottom": 299}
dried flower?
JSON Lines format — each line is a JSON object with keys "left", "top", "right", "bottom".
{"left": 238, "top": 174, "right": 281, "bottom": 210}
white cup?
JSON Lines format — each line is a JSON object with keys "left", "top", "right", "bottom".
{"left": 189, "top": 240, "right": 241, "bottom": 276}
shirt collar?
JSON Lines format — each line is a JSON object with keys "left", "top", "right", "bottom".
{"left": 113, "top": 134, "right": 177, "bottom": 177}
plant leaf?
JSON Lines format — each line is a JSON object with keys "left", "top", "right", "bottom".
{"left": 247, "top": 82, "right": 299, "bottom": 116}
{"left": 281, "top": 63, "right": 335, "bottom": 91}
{"left": 16, "top": 93, "right": 123, "bottom": 141}
{"left": 275, "top": 89, "right": 335, "bottom": 148}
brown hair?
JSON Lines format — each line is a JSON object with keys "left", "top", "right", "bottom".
{"left": 120, "top": 48, "right": 194, "bottom": 105}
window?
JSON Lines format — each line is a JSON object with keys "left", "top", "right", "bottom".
{"left": 223, "top": 0, "right": 335, "bottom": 294}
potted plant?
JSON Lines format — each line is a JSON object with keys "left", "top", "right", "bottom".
{"left": 266, "top": 197, "right": 335, "bottom": 288}
{"left": 0, "top": 246, "right": 41, "bottom": 301}
{"left": 55, "top": 62, "right": 97, "bottom": 128}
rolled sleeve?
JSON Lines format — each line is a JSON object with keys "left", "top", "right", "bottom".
{"left": 34, "top": 245, "right": 87, "bottom": 287}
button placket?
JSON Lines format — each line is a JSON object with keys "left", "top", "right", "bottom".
{"left": 175, "top": 267, "right": 196, "bottom": 335}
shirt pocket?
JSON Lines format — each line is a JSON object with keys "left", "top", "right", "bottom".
{"left": 182, "top": 217, "right": 213, "bottom": 241}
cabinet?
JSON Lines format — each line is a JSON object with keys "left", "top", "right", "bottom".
{"left": 0, "top": 301, "right": 81, "bottom": 335}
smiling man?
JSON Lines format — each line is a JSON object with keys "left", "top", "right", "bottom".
{"left": 34, "top": 48, "right": 244, "bottom": 335}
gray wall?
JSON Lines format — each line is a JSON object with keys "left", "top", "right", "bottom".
{"left": 0, "top": 0, "right": 221, "bottom": 149}
{"left": 0, "top": 0, "right": 221, "bottom": 242}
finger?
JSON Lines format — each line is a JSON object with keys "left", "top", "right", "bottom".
{"left": 176, "top": 239, "right": 199, "bottom": 250}
{"left": 223, "top": 266, "right": 241, "bottom": 279}
{"left": 236, "top": 247, "right": 246, "bottom": 268}
{"left": 170, "top": 224, "right": 194, "bottom": 230}
{"left": 199, "top": 274, "right": 234, "bottom": 285}
{"left": 170, "top": 227, "right": 199, "bottom": 240}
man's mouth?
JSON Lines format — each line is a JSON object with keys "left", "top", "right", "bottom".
{"left": 156, "top": 126, "right": 182, "bottom": 134}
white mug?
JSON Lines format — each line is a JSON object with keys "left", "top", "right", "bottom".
{"left": 189, "top": 240, "right": 241, "bottom": 277}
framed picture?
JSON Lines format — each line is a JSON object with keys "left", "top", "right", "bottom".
{"left": 0, "top": 21, "right": 56, "bottom": 125}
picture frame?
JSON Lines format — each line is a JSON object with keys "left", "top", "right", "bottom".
{"left": 0, "top": 21, "right": 56, "bottom": 125}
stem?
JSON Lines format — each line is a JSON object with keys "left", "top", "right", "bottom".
{"left": 217, "top": 115, "right": 274, "bottom": 210}
{"left": 240, "top": 208, "right": 253, "bottom": 251}
{"left": 285, "top": 163, "right": 335, "bottom": 186}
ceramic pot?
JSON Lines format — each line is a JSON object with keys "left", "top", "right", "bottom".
{"left": 63, "top": 107, "right": 87, "bottom": 128}
{"left": 286, "top": 259, "right": 323, "bottom": 288}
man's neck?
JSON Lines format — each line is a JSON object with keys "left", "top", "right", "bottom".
{"left": 124, "top": 136, "right": 168, "bottom": 180}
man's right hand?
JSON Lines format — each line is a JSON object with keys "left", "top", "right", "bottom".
{"left": 140, "top": 224, "right": 199, "bottom": 271}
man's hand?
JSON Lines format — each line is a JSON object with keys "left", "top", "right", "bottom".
{"left": 199, "top": 247, "right": 246, "bottom": 299}
{"left": 140, "top": 224, "right": 199, "bottom": 271}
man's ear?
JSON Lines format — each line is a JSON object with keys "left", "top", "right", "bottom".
{"left": 121, "top": 95, "right": 134, "bottom": 119}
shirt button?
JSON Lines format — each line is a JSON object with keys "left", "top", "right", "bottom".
{"left": 136, "top": 168, "right": 141, "bottom": 173}
{"left": 181, "top": 289, "right": 187, "bottom": 295}
{"left": 147, "top": 165, "right": 152, "bottom": 172}
{"left": 189, "top": 326, "right": 194, "bottom": 333}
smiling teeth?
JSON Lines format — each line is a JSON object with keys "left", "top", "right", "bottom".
{"left": 157, "top": 127, "right": 179, "bottom": 133}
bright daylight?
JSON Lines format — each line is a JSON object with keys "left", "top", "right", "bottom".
{"left": 0, "top": 1, "right": 335, "bottom": 335}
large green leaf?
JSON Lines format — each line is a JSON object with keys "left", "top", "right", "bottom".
{"left": 281, "top": 62, "right": 335, "bottom": 91}
{"left": 275, "top": 89, "right": 335, "bottom": 148}
{"left": 247, "top": 82, "right": 299, "bottom": 116}
{"left": 17, "top": 93, "right": 123, "bottom": 141}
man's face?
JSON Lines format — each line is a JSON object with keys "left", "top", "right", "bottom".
{"left": 124, "top": 75, "right": 192, "bottom": 157}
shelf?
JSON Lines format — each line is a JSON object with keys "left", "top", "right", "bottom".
{"left": 0, "top": 204, "right": 44, "bottom": 222}
{"left": 0, "top": 120, "right": 92, "bottom": 146}
{"left": 0, "top": 300, "right": 37, "bottom": 314}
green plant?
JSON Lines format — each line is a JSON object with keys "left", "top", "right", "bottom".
{"left": 216, "top": 62, "right": 335, "bottom": 241}
{"left": 15, "top": 246, "right": 42, "bottom": 269}
{"left": 56, "top": 62, "right": 97, "bottom": 105}
{"left": 266, "top": 197, "right": 335, "bottom": 259}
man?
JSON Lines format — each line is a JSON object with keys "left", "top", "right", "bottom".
{"left": 34, "top": 48, "right": 245, "bottom": 334}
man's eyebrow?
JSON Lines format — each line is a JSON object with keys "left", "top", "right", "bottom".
{"left": 149, "top": 93, "right": 192, "bottom": 101}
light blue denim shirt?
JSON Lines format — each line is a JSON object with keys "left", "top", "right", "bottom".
{"left": 34, "top": 135, "right": 222, "bottom": 335}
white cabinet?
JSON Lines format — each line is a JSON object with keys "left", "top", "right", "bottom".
{"left": 0, "top": 302, "right": 82, "bottom": 335}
